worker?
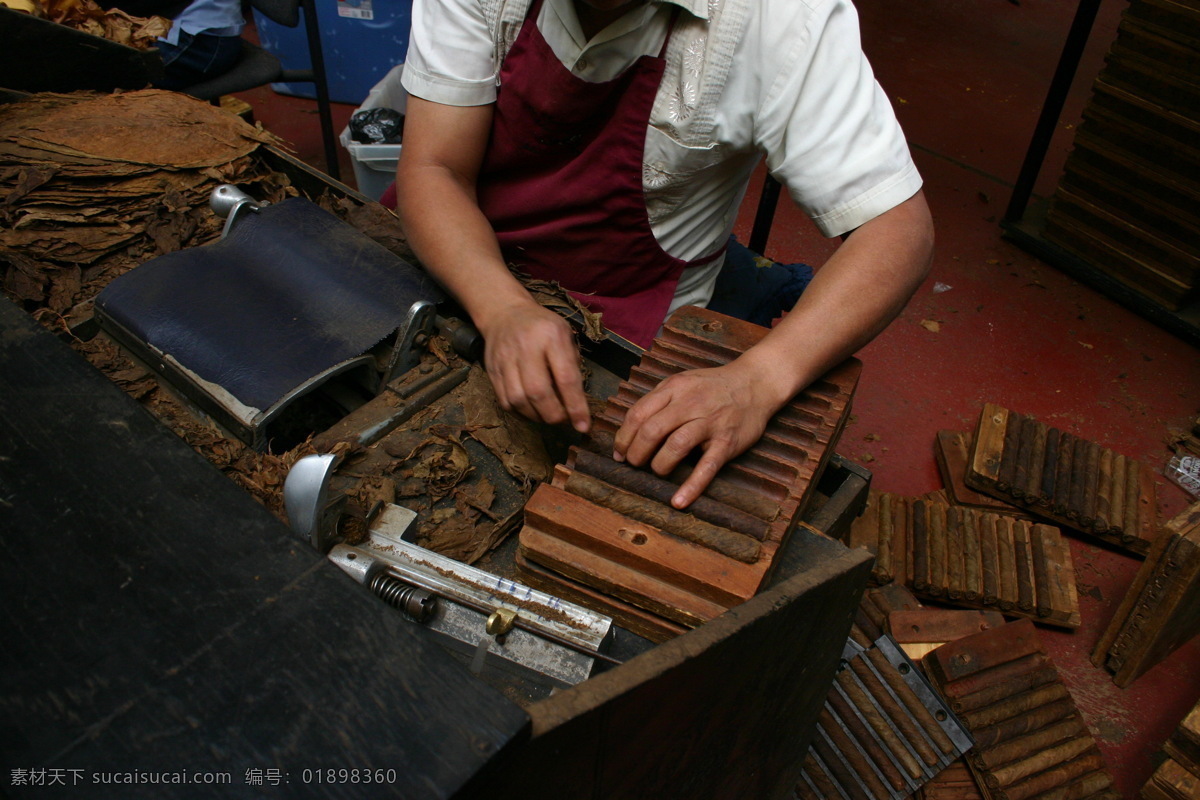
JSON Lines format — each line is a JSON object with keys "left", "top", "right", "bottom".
{"left": 107, "top": 0, "right": 244, "bottom": 90}
{"left": 392, "top": 0, "right": 935, "bottom": 509}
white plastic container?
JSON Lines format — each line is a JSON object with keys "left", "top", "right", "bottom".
{"left": 339, "top": 64, "right": 407, "bottom": 201}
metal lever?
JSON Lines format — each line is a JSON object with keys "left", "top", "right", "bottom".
{"left": 209, "top": 184, "right": 264, "bottom": 240}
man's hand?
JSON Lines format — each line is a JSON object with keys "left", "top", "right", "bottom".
{"left": 612, "top": 356, "right": 789, "bottom": 509}
{"left": 480, "top": 302, "right": 592, "bottom": 433}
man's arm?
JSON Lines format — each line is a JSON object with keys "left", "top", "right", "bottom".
{"left": 394, "top": 96, "right": 591, "bottom": 432}
{"left": 613, "top": 189, "right": 934, "bottom": 508}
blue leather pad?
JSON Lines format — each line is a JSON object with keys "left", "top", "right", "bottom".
{"left": 96, "top": 197, "right": 443, "bottom": 412}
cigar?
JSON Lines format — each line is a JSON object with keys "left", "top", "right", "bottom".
{"left": 810, "top": 722, "right": 872, "bottom": 800}
{"left": 950, "top": 665, "right": 1060, "bottom": 713}
{"left": 563, "top": 471, "right": 761, "bottom": 563}
{"left": 1031, "top": 527, "right": 1054, "bottom": 618}
{"left": 826, "top": 683, "right": 909, "bottom": 791}
{"left": 1013, "top": 769, "right": 1111, "bottom": 800}
{"left": 1094, "top": 447, "right": 1113, "bottom": 533}
{"left": 819, "top": 705, "right": 894, "bottom": 800}
{"left": 1012, "top": 416, "right": 1036, "bottom": 501}
{"left": 1067, "top": 436, "right": 1088, "bottom": 521}
{"left": 863, "top": 647, "right": 958, "bottom": 756}
{"left": 999, "top": 750, "right": 1105, "bottom": 800}
{"left": 1041, "top": 427, "right": 1061, "bottom": 508}
{"left": 976, "top": 716, "right": 1087, "bottom": 772}
{"left": 1025, "top": 421, "right": 1048, "bottom": 504}
{"left": 1123, "top": 460, "right": 1141, "bottom": 543}
{"left": 1052, "top": 432, "right": 1074, "bottom": 516}
{"left": 971, "top": 701, "right": 1076, "bottom": 750}
{"left": 988, "top": 736, "right": 1094, "bottom": 789}
{"left": 937, "top": 651, "right": 1051, "bottom": 700}
{"left": 572, "top": 449, "right": 769, "bottom": 540}
{"left": 849, "top": 623, "right": 873, "bottom": 650}
{"left": 1013, "top": 523, "right": 1036, "bottom": 612}
{"left": 800, "top": 753, "right": 842, "bottom": 800}
{"left": 980, "top": 514, "right": 1001, "bottom": 605}
{"left": 946, "top": 506, "right": 965, "bottom": 600}
{"left": 963, "top": 508, "right": 982, "bottom": 602}
{"left": 877, "top": 492, "right": 895, "bottom": 584}
{"left": 857, "top": 600, "right": 885, "bottom": 643}
{"left": 835, "top": 669, "right": 927, "bottom": 779}
{"left": 1034, "top": 526, "right": 1074, "bottom": 624}
{"left": 961, "top": 683, "right": 1071, "bottom": 730}
{"left": 912, "top": 499, "right": 931, "bottom": 593}
{"left": 997, "top": 412, "right": 1023, "bottom": 494}
{"left": 929, "top": 502, "right": 948, "bottom": 598}
{"left": 1109, "top": 453, "right": 1127, "bottom": 534}
{"left": 895, "top": 495, "right": 911, "bottom": 586}
{"left": 995, "top": 516, "right": 1018, "bottom": 611}
{"left": 1081, "top": 440, "right": 1101, "bottom": 529}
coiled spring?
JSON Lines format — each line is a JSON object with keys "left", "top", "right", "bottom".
{"left": 369, "top": 572, "right": 438, "bottom": 623}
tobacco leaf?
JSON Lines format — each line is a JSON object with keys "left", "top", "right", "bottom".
{"left": 460, "top": 366, "right": 553, "bottom": 487}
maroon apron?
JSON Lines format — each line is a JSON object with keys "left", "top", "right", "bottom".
{"left": 476, "top": 0, "right": 721, "bottom": 348}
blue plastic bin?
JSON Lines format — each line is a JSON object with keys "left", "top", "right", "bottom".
{"left": 254, "top": 0, "right": 411, "bottom": 105}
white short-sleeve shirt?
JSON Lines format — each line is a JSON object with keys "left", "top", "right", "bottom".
{"left": 402, "top": 0, "right": 922, "bottom": 313}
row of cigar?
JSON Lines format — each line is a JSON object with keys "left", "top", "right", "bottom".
{"left": 797, "top": 641, "right": 967, "bottom": 800}
{"left": 849, "top": 494, "right": 1080, "bottom": 629}
{"left": 925, "top": 621, "right": 1119, "bottom": 800}
{"left": 968, "top": 405, "right": 1155, "bottom": 553}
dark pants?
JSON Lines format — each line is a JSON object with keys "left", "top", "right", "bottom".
{"left": 155, "top": 31, "right": 243, "bottom": 90}
{"left": 706, "top": 235, "right": 814, "bottom": 327}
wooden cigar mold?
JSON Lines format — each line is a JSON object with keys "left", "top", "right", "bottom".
{"left": 1141, "top": 695, "right": 1200, "bottom": 800}
{"left": 796, "top": 637, "right": 972, "bottom": 800}
{"left": 846, "top": 491, "right": 1082, "bottom": 629}
{"left": 917, "top": 759, "right": 984, "bottom": 800}
{"left": 517, "top": 307, "right": 860, "bottom": 640}
{"left": 1092, "top": 501, "right": 1200, "bottom": 688}
{"left": 964, "top": 403, "right": 1159, "bottom": 555}
{"left": 924, "top": 619, "right": 1119, "bottom": 800}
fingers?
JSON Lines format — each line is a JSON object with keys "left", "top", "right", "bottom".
{"left": 483, "top": 307, "right": 588, "bottom": 430}
{"left": 671, "top": 442, "right": 732, "bottom": 509}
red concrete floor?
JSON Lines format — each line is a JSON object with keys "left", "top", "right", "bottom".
{"left": 234, "top": 1, "right": 1200, "bottom": 795}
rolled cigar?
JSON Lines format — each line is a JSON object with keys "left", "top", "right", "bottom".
{"left": 818, "top": 705, "right": 894, "bottom": 800}
{"left": 1018, "top": 770, "right": 1112, "bottom": 800}
{"left": 980, "top": 514, "right": 1000, "bottom": 605}
{"left": 938, "top": 651, "right": 1051, "bottom": 700}
{"left": 997, "top": 412, "right": 1023, "bottom": 493}
{"left": 976, "top": 716, "right": 1087, "bottom": 772}
{"left": 877, "top": 492, "right": 895, "bottom": 583}
{"left": 962, "top": 683, "right": 1071, "bottom": 730}
{"left": 989, "top": 736, "right": 1094, "bottom": 790}
{"left": 972, "top": 700, "right": 1076, "bottom": 751}
{"left": 912, "top": 500, "right": 931, "bottom": 592}
{"left": 1041, "top": 427, "right": 1061, "bottom": 507}
{"left": 863, "top": 647, "right": 958, "bottom": 756}
{"left": 1025, "top": 422, "right": 1048, "bottom": 504}
{"left": 950, "top": 665, "right": 1060, "bottom": 713}
{"left": 572, "top": 449, "right": 770, "bottom": 540}
{"left": 584, "top": 430, "right": 779, "bottom": 521}
{"left": 1080, "top": 440, "right": 1101, "bottom": 528}
{"left": 835, "top": 666, "right": 936, "bottom": 777}
{"left": 1108, "top": 453, "right": 1127, "bottom": 534}
{"left": 894, "top": 496, "right": 911, "bottom": 586}
{"left": 849, "top": 623, "right": 873, "bottom": 650}
{"left": 793, "top": 773, "right": 820, "bottom": 800}
{"left": 810, "top": 723, "right": 872, "bottom": 800}
{"left": 800, "top": 754, "right": 842, "bottom": 800}
{"left": 995, "top": 516, "right": 1018, "bottom": 611}
{"left": 946, "top": 506, "right": 965, "bottom": 600}
{"left": 857, "top": 600, "right": 885, "bottom": 643}
{"left": 1094, "top": 447, "right": 1113, "bottom": 533}
{"left": 1012, "top": 416, "right": 1036, "bottom": 500}
{"left": 826, "top": 687, "right": 909, "bottom": 792}
{"left": 1031, "top": 528, "right": 1053, "bottom": 618}
{"left": 1052, "top": 432, "right": 1075, "bottom": 516}
{"left": 963, "top": 509, "right": 982, "bottom": 602}
{"left": 999, "top": 750, "right": 1105, "bottom": 800}
{"left": 1013, "top": 523, "right": 1036, "bottom": 612}
{"left": 563, "top": 471, "right": 761, "bottom": 563}
{"left": 1123, "top": 460, "right": 1141, "bottom": 543}
{"left": 929, "top": 503, "right": 949, "bottom": 598}
{"left": 1067, "top": 436, "right": 1089, "bottom": 521}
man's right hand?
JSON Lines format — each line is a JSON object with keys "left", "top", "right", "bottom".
{"left": 479, "top": 301, "right": 592, "bottom": 434}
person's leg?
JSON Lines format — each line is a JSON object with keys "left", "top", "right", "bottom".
{"left": 156, "top": 32, "right": 244, "bottom": 90}
{"left": 706, "top": 235, "right": 814, "bottom": 327}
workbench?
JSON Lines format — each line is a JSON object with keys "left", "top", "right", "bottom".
{"left": 0, "top": 292, "right": 874, "bottom": 798}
